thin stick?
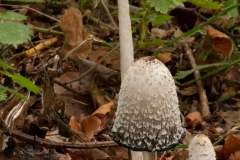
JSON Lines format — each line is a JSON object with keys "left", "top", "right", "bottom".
{"left": 100, "top": 0, "right": 118, "bottom": 30}
{"left": 53, "top": 78, "right": 84, "bottom": 95}
{"left": 2, "top": 128, "right": 118, "bottom": 149}
{"left": 62, "top": 35, "right": 93, "bottom": 61}
{"left": 64, "top": 44, "right": 119, "bottom": 84}
{"left": 184, "top": 43, "right": 211, "bottom": 120}
{"left": 0, "top": 4, "right": 60, "bottom": 23}
{"left": 90, "top": 16, "right": 117, "bottom": 31}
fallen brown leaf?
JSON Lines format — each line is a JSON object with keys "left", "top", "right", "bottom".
{"left": 58, "top": 7, "right": 92, "bottom": 61}
{"left": 81, "top": 115, "right": 101, "bottom": 140}
{"left": 92, "top": 101, "right": 114, "bottom": 118}
{"left": 207, "top": 26, "right": 233, "bottom": 57}
{"left": 69, "top": 116, "right": 82, "bottom": 134}
{"left": 156, "top": 53, "right": 172, "bottom": 63}
{"left": 217, "top": 134, "right": 240, "bottom": 160}
{"left": 185, "top": 111, "right": 203, "bottom": 129}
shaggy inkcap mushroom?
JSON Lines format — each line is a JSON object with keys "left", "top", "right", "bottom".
{"left": 110, "top": 56, "right": 185, "bottom": 152}
{"left": 188, "top": 134, "right": 216, "bottom": 160}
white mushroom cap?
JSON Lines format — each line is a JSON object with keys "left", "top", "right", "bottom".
{"left": 110, "top": 56, "right": 185, "bottom": 152}
{"left": 188, "top": 134, "right": 216, "bottom": 160}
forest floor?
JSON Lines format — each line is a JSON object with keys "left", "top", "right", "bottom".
{"left": 0, "top": 1, "right": 240, "bottom": 160}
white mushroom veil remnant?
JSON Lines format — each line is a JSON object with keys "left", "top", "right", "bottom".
{"left": 188, "top": 134, "right": 216, "bottom": 160}
{"left": 110, "top": 56, "right": 185, "bottom": 152}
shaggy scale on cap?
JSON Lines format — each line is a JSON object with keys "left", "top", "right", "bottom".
{"left": 110, "top": 56, "right": 185, "bottom": 152}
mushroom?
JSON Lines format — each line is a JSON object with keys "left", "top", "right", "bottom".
{"left": 188, "top": 134, "right": 216, "bottom": 160}
{"left": 110, "top": 56, "right": 185, "bottom": 159}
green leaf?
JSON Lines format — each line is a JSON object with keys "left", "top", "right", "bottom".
{"left": 2, "top": 70, "right": 12, "bottom": 77}
{"left": 175, "top": 62, "right": 228, "bottom": 80}
{"left": 0, "top": 88, "right": 7, "bottom": 101}
{"left": 0, "top": 59, "right": 16, "bottom": 70}
{"left": 11, "top": 74, "right": 40, "bottom": 94}
{"left": 219, "top": 94, "right": 233, "bottom": 101}
{"left": 187, "top": 0, "right": 222, "bottom": 9}
{"left": 231, "top": 52, "right": 240, "bottom": 61}
{"left": 224, "top": 0, "right": 238, "bottom": 18}
{"left": 0, "top": 85, "right": 27, "bottom": 100}
{"left": 176, "top": 59, "right": 240, "bottom": 86}
{"left": 175, "top": 144, "right": 188, "bottom": 149}
{"left": 130, "top": 14, "right": 142, "bottom": 22}
{"left": 199, "top": 49, "right": 212, "bottom": 61}
{"left": 146, "top": 0, "right": 185, "bottom": 14}
{"left": 0, "top": 11, "right": 27, "bottom": 21}
{"left": 0, "top": 21, "right": 33, "bottom": 47}
{"left": 152, "top": 14, "right": 172, "bottom": 25}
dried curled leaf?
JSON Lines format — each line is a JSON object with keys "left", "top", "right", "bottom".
{"left": 80, "top": 115, "right": 101, "bottom": 140}
{"left": 207, "top": 26, "right": 233, "bottom": 56}
{"left": 58, "top": 7, "right": 92, "bottom": 61}
{"left": 185, "top": 111, "right": 203, "bottom": 129}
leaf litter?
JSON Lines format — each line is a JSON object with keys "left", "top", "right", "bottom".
{"left": 1, "top": 1, "right": 240, "bottom": 160}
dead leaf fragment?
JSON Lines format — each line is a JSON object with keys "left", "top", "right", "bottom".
{"left": 228, "top": 149, "right": 240, "bottom": 160}
{"left": 177, "top": 86, "right": 198, "bottom": 96}
{"left": 217, "top": 134, "right": 240, "bottom": 160}
{"left": 207, "top": 26, "right": 233, "bottom": 56}
{"left": 185, "top": 111, "right": 203, "bottom": 129}
{"left": 156, "top": 53, "right": 172, "bottom": 63}
{"left": 58, "top": 7, "right": 92, "bottom": 61}
{"left": 92, "top": 101, "right": 114, "bottom": 118}
{"left": 158, "top": 151, "right": 175, "bottom": 160}
{"left": 81, "top": 115, "right": 101, "bottom": 140}
{"left": 89, "top": 148, "right": 110, "bottom": 160}
{"left": 69, "top": 116, "right": 82, "bottom": 134}
{"left": 150, "top": 28, "right": 168, "bottom": 39}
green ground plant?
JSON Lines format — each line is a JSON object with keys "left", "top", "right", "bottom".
{"left": 0, "top": 60, "right": 40, "bottom": 101}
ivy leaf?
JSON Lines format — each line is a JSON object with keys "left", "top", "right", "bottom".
{"left": 0, "top": 11, "right": 27, "bottom": 21}
{"left": 187, "top": 0, "right": 222, "bottom": 9}
{"left": 146, "top": 0, "right": 185, "bottom": 14}
{"left": 12, "top": 74, "right": 40, "bottom": 94}
{"left": 0, "top": 21, "right": 33, "bottom": 47}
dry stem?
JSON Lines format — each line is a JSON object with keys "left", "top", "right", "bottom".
{"left": 184, "top": 43, "right": 211, "bottom": 120}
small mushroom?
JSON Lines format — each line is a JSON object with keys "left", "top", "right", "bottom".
{"left": 188, "top": 134, "right": 216, "bottom": 160}
{"left": 110, "top": 56, "right": 185, "bottom": 158}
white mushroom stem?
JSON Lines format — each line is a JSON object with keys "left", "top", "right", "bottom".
{"left": 118, "top": 0, "right": 134, "bottom": 79}
{"left": 143, "top": 152, "right": 157, "bottom": 160}
{"left": 117, "top": 0, "right": 144, "bottom": 159}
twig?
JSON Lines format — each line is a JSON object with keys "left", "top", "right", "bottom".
{"left": 0, "top": 4, "right": 60, "bottom": 23}
{"left": 62, "top": 35, "right": 93, "bottom": 61}
{"left": 0, "top": 110, "right": 118, "bottom": 149}
{"left": 100, "top": 0, "right": 118, "bottom": 30}
{"left": 53, "top": 78, "right": 83, "bottom": 95}
{"left": 64, "top": 43, "right": 120, "bottom": 84}
{"left": 90, "top": 16, "right": 117, "bottom": 31}
{"left": 2, "top": 128, "right": 118, "bottom": 149}
{"left": 31, "top": 26, "right": 64, "bottom": 36}
{"left": 184, "top": 43, "right": 211, "bottom": 121}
